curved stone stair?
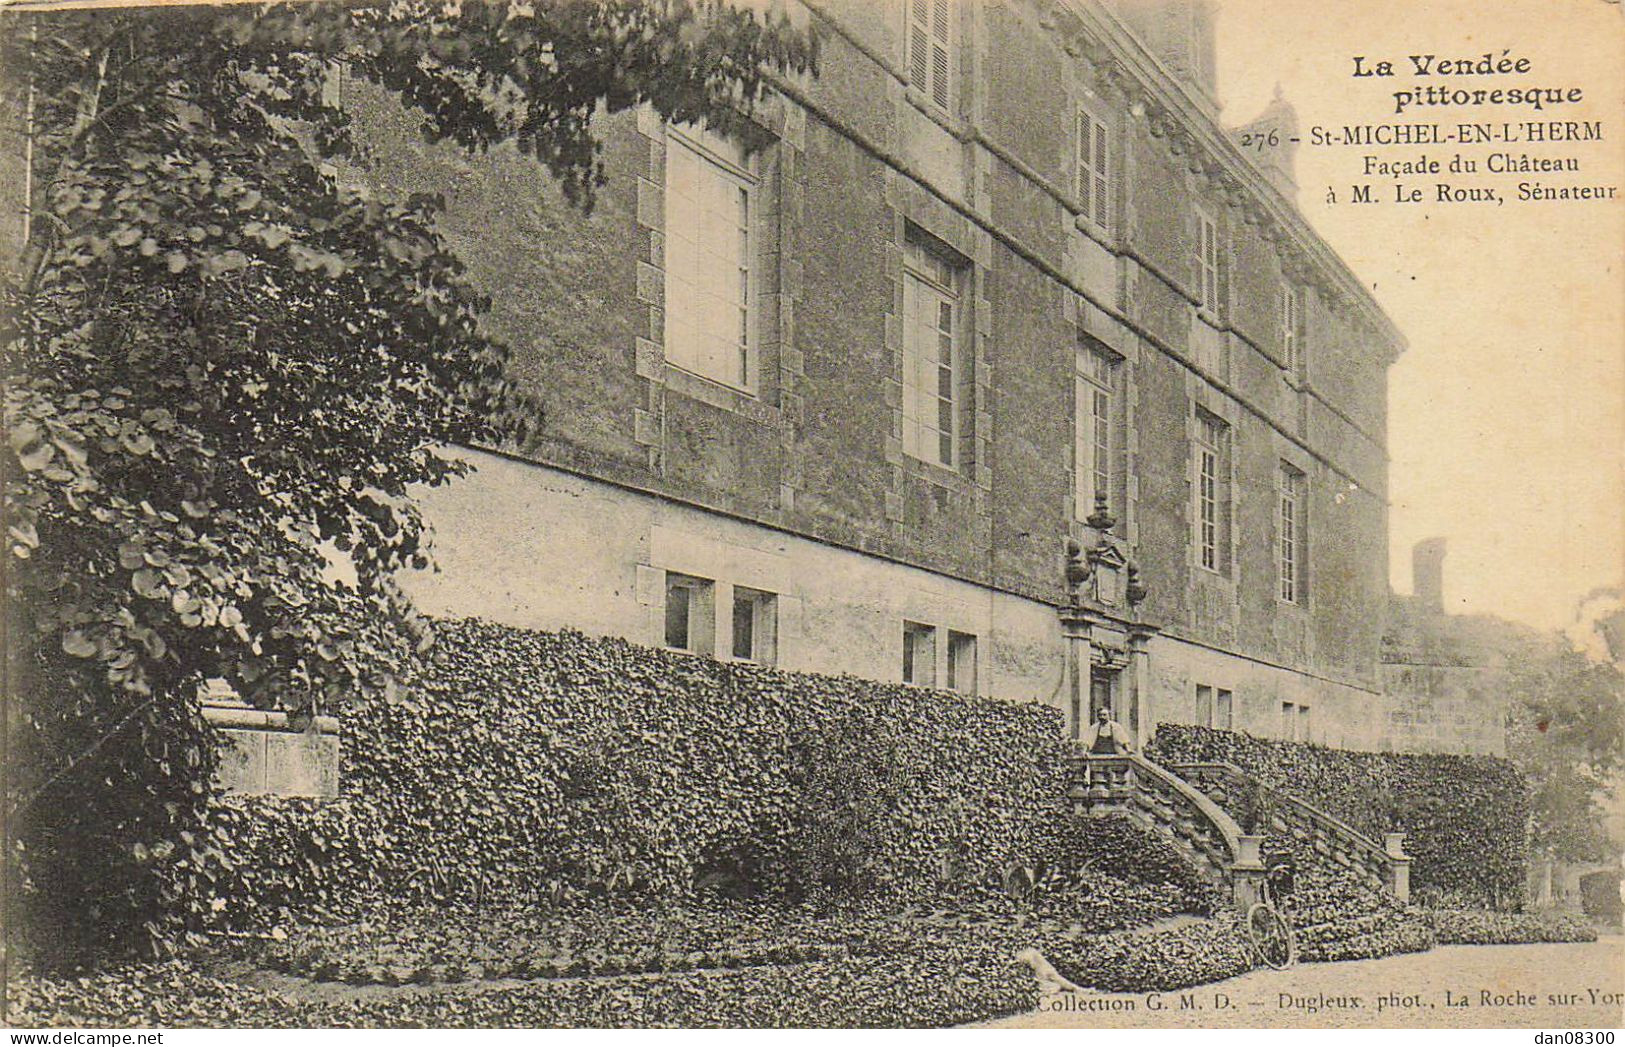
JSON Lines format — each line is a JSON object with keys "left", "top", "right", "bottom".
{"left": 1066, "top": 748, "right": 1411, "bottom": 908}
{"left": 1065, "top": 748, "right": 1266, "bottom": 907}
{"left": 1166, "top": 761, "right": 1411, "bottom": 902}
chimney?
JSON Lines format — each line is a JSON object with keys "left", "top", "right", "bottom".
{"left": 1412, "top": 537, "right": 1447, "bottom": 612}
{"left": 1231, "top": 86, "right": 1300, "bottom": 199}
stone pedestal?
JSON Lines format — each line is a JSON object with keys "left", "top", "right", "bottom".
{"left": 1385, "top": 834, "right": 1412, "bottom": 902}
{"left": 207, "top": 706, "right": 341, "bottom": 798}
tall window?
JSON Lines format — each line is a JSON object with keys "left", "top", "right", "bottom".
{"left": 664, "top": 125, "right": 755, "bottom": 390}
{"left": 1074, "top": 343, "right": 1117, "bottom": 520}
{"left": 902, "top": 233, "right": 963, "bottom": 467}
{"left": 906, "top": 0, "right": 953, "bottom": 112}
{"left": 1194, "top": 411, "right": 1230, "bottom": 574}
{"left": 1281, "top": 283, "right": 1303, "bottom": 377}
{"left": 1195, "top": 207, "right": 1221, "bottom": 316}
{"left": 1279, "top": 463, "right": 1306, "bottom": 603}
{"left": 1077, "top": 105, "right": 1111, "bottom": 232}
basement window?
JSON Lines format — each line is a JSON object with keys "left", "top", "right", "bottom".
{"left": 902, "top": 621, "right": 937, "bottom": 687}
{"left": 731, "top": 586, "right": 778, "bottom": 665}
{"left": 947, "top": 630, "right": 977, "bottom": 694}
{"left": 665, "top": 572, "right": 715, "bottom": 655}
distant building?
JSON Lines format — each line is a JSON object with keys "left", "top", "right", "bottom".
{"left": 1381, "top": 538, "right": 1512, "bottom": 756}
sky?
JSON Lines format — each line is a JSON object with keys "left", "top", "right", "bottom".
{"left": 1211, "top": 0, "right": 1624, "bottom": 632}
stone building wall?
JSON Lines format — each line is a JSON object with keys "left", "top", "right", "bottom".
{"left": 376, "top": 0, "right": 1409, "bottom": 749}
{"left": 1380, "top": 588, "right": 1513, "bottom": 757}
{"left": 3, "top": 1, "right": 1451, "bottom": 755}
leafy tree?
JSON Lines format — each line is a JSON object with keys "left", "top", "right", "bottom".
{"left": 1499, "top": 631, "right": 1624, "bottom": 863}
{"left": 1389, "top": 594, "right": 1624, "bottom": 868}
{"left": 0, "top": 0, "right": 815, "bottom": 966}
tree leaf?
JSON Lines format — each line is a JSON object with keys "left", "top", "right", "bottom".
{"left": 132, "top": 568, "right": 166, "bottom": 599}
{"left": 17, "top": 442, "right": 55, "bottom": 471}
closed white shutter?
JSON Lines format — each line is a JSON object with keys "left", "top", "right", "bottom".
{"left": 908, "top": 0, "right": 952, "bottom": 111}
{"left": 1076, "top": 111, "right": 1094, "bottom": 221}
{"left": 907, "top": 0, "right": 930, "bottom": 88}
{"left": 1197, "top": 211, "right": 1219, "bottom": 311}
{"left": 1281, "top": 285, "right": 1302, "bottom": 374}
{"left": 1074, "top": 374, "right": 1092, "bottom": 514}
{"left": 1077, "top": 107, "right": 1112, "bottom": 231}
{"left": 1092, "top": 120, "right": 1109, "bottom": 228}
{"left": 930, "top": 0, "right": 951, "bottom": 109}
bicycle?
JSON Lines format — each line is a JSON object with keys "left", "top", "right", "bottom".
{"left": 1244, "top": 874, "right": 1297, "bottom": 970}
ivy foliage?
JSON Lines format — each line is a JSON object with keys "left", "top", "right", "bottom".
{"left": 215, "top": 620, "right": 1078, "bottom": 924}
{"left": 1040, "top": 913, "right": 1256, "bottom": 993}
{"left": 1032, "top": 811, "right": 1220, "bottom": 913}
{"left": 1148, "top": 725, "right": 1529, "bottom": 909}
{"left": 247, "top": 880, "right": 1203, "bottom": 989}
{"left": 1287, "top": 866, "right": 1436, "bottom": 964}
{"left": 6, "top": 944, "right": 1039, "bottom": 1029}
{"left": 1425, "top": 908, "right": 1597, "bottom": 946}
{"left": 0, "top": 0, "right": 816, "bottom": 967}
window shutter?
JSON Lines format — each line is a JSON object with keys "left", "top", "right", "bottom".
{"left": 1077, "top": 111, "right": 1093, "bottom": 218}
{"left": 908, "top": 0, "right": 929, "bottom": 88}
{"left": 1197, "top": 217, "right": 1209, "bottom": 306}
{"left": 902, "top": 274, "right": 920, "bottom": 460}
{"left": 1197, "top": 214, "right": 1218, "bottom": 309}
{"left": 1077, "top": 108, "right": 1112, "bottom": 232}
{"left": 1281, "top": 286, "right": 1298, "bottom": 370}
{"left": 930, "top": 0, "right": 951, "bottom": 109}
{"left": 1093, "top": 122, "right": 1109, "bottom": 228}
{"left": 1074, "top": 374, "right": 1091, "bottom": 512}
{"left": 1093, "top": 386, "right": 1111, "bottom": 498}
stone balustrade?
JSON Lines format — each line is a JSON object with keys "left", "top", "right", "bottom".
{"left": 1066, "top": 749, "right": 1266, "bottom": 907}
{"left": 1169, "top": 760, "right": 1411, "bottom": 902}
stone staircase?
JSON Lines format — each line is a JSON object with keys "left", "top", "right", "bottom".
{"left": 1065, "top": 748, "right": 1265, "bottom": 906}
{"left": 1066, "top": 748, "right": 1411, "bottom": 908}
{"left": 1169, "top": 760, "right": 1412, "bottom": 902}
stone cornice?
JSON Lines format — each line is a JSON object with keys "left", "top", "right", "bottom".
{"left": 1057, "top": 0, "right": 1408, "bottom": 361}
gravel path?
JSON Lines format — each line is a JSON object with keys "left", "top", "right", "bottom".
{"left": 983, "top": 936, "right": 1625, "bottom": 1029}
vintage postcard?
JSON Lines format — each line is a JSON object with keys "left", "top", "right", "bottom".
{"left": 0, "top": 0, "right": 1620, "bottom": 1033}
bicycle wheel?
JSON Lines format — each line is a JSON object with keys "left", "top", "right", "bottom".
{"left": 1246, "top": 902, "right": 1296, "bottom": 970}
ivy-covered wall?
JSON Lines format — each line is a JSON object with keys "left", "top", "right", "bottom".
{"left": 1147, "top": 725, "right": 1529, "bottom": 909}
{"left": 212, "top": 619, "right": 1093, "bottom": 925}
